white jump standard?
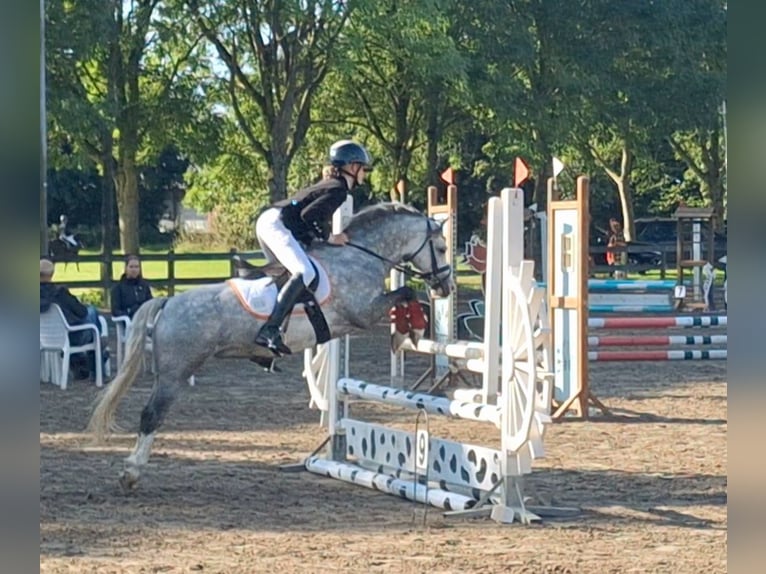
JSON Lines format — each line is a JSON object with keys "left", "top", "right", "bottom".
{"left": 298, "top": 188, "right": 564, "bottom": 524}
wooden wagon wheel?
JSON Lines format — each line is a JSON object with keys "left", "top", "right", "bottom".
{"left": 502, "top": 272, "right": 539, "bottom": 453}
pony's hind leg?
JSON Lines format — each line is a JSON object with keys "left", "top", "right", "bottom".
{"left": 119, "top": 376, "right": 182, "bottom": 492}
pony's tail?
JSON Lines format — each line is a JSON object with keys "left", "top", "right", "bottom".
{"left": 87, "top": 297, "right": 167, "bottom": 443}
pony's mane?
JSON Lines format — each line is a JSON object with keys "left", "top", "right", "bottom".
{"left": 344, "top": 202, "right": 423, "bottom": 235}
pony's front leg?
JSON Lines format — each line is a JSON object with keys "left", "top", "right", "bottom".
{"left": 119, "top": 380, "right": 178, "bottom": 492}
{"left": 360, "top": 286, "right": 417, "bottom": 324}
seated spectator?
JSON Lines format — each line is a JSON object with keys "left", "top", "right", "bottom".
{"left": 110, "top": 254, "right": 153, "bottom": 319}
{"left": 40, "top": 258, "right": 108, "bottom": 380}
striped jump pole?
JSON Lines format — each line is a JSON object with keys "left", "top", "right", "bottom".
{"left": 589, "top": 304, "right": 675, "bottom": 314}
{"left": 337, "top": 378, "right": 502, "bottom": 427}
{"left": 588, "top": 335, "right": 727, "bottom": 347}
{"left": 588, "top": 279, "right": 677, "bottom": 291}
{"left": 588, "top": 349, "right": 727, "bottom": 362}
{"left": 588, "top": 316, "right": 727, "bottom": 329}
{"left": 305, "top": 457, "right": 479, "bottom": 511}
{"left": 395, "top": 338, "right": 484, "bottom": 361}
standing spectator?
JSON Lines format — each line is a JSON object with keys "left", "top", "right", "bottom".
{"left": 40, "top": 258, "right": 108, "bottom": 380}
{"left": 110, "top": 254, "right": 153, "bottom": 319}
{"left": 606, "top": 217, "right": 627, "bottom": 278}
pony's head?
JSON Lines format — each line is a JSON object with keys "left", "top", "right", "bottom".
{"left": 346, "top": 203, "right": 454, "bottom": 299}
{"left": 396, "top": 213, "right": 452, "bottom": 299}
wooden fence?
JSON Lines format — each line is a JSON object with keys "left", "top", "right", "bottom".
{"left": 50, "top": 248, "right": 264, "bottom": 302}
{"left": 50, "top": 243, "right": 693, "bottom": 307}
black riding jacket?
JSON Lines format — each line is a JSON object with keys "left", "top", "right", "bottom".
{"left": 110, "top": 275, "right": 153, "bottom": 319}
{"left": 40, "top": 282, "right": 88, "bottom": 326}
{"left": 274, "top": 176, "right": 349, "bottom": 247}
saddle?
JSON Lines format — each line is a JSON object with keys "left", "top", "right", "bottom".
{"left": 231, "top": 254, "right": 331, "bottom": 345}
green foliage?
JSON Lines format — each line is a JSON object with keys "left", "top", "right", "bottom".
{"left": 47, "top": 0, "right": 727, "bottom": 247}
{"left": 77, "top": 289, "right": 106, "bottom": 309}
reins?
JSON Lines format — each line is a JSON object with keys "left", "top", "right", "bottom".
{"left": 343, "top": 217, "right": 451, "bottom": 284}
{"left": 344, "top": 240, "right": 426, "bottom": 279}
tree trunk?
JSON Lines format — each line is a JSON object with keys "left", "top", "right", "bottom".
{"left": 702, "top": 129, "right": 726, "bottom": 227}
{"left": 425, "top": 91, "right": 440, "bottom": 186}
{"left": 267, "top": 150, "right": 289, "bottom": 204}
{"left": 115, "top": 155, "right": 140, "bottom": 254}
{"left": 595, "top": 143, "right": 635, "bottom": 241}
{"left": 617, "top": 178, "right": 636, "bottom": 242}
{"left": 100, "top": 131, "right": 116, "bottom": 257}
{"left": 530, "top": 129, "right": 552, "bottom": 207}
{"left": 615, "top": 147, "right": 635, "bottom": 242}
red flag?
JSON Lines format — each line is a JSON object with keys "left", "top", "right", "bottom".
{"left": 440, "top": 167, "right": 455, "bottom": 185}
{"left": 514, "top": 157, "right": 530, "bottom": 187}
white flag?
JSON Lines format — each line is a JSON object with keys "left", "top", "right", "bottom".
{"left": 552, "top": 157, "right": 565, "bottom": 177}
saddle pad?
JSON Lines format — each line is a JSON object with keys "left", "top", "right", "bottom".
{"left": 227, "top": 257, "right": 332, "bottom": 319}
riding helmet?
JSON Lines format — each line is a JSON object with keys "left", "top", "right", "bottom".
{"left": 329, "top": 140, "right": 373, "bottom": 170}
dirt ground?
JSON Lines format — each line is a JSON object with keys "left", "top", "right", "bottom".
{"left": 40, "top": 306, "right": 727, "bottom": 574}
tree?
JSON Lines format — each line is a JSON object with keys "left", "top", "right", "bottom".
{"left": 187, "top": 0, "right": 352, "bottom": 204}
{"left": 668, "top": 126, "right": 726, "bottom": 223}
{"left": 558, "top": 0, "right": 726, "bottom": 240}
{"left": 319, "top": 0, "right": 467, "bottom": 199}
{"left": 46, "top": 0, "right": 212, "bottom": 253}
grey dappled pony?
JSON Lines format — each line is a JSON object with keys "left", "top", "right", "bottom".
{"left": 88, "top": 202, "right": 454, "bottom": 492}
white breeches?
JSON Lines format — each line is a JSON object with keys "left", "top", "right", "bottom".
{"left": 60, "top": 234, "right": 78, "bottom": 247}
{"left": 255, "top": 207, "right": 316, "bottom": 288}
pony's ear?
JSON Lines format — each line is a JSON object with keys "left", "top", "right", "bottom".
{"left": 436, "top": 218, "right": 447, "bottom": 232}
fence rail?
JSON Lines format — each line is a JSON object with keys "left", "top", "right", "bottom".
{"left": 49, "top": 248, "right": 264, "bottom": 298}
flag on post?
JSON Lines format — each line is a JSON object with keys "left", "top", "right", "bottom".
{"left": 440, "top": 167, "right": 456, "bottom": 185}
{"left": 552, "top": 157, "right": 565, "bottom": 177}
{"left": 514, "top": 157, "right": 530, "bottom": 187}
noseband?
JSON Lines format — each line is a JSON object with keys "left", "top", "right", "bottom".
{"left": 400, "top": 219, "right": 452, "bottom": 289}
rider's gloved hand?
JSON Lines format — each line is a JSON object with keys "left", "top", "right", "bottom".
{"left": 327, "top": 233, "right": 348, "bottom": 245}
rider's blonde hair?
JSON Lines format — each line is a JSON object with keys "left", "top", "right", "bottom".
{"left": 322, "top": 165, "right": 341, "bottom": 180}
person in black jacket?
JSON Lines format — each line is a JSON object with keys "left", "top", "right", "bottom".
{"left": 40, "top": 258, "right": 107, "bottom": 379}
{"left": 253, "top": 139, "right": 373, "bottom": 356}
{"left": 110, "top": 254, "right": 153, "bottom": 319}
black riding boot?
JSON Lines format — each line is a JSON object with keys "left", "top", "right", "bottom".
{"left": 254, "top": 274, "right": 306, "bottom": 356}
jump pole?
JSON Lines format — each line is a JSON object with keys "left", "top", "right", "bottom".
{"left": 547, "top": 175, "right": 608, "bottom": 420}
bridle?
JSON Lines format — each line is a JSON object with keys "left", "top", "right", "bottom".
{"left": 344, "top": 217, "right": 452, "bottom": 290}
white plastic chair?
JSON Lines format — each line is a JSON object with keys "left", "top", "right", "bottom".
{"left": 112, "top": 315, "right": 194, "bottom": 386}
{"left": 112, "top": 315, "right": 132, "bottom": 371}
{"left": 40, "top": 304, "right": 104, "bottom": 390}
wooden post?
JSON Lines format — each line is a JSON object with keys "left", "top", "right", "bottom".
{"left": 426, "top": 184, "right": 458, "bottom": 387}
{"left": 101, "top": 251, "right": 114, "bottom": 308}
{"left": 548, "top": 176, "right": 608, "bottom": 420}
{"left": 167, "top": 248, "right": 176, "bottom": 297}
{"left": 228, "top": 247, "right": 237, "bottom": 279}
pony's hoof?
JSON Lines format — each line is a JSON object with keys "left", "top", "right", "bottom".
{"left": 118, "top": 468, "right": 139, "bottom": 493}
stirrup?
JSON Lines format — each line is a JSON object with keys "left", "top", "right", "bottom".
{"left": 249, "top": 355, "right": 282, "bottom": 373}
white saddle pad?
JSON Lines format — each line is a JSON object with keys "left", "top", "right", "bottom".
{"left": 227, "top": 258, "right": 331, "bottom": 319}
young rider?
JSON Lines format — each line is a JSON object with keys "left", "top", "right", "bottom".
{"left": 253, "top": 139, "right": 373, "bottom": 355}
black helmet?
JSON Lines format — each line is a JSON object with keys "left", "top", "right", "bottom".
{"left": 329, "top": 140, "right": 373, "bottom": 170}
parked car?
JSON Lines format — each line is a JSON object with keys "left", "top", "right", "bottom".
{"left": 590, "top": 224, "right": 663, "bottom": 268}
{"left": 634, "top": 217, "right": 727, "bottom": 265}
